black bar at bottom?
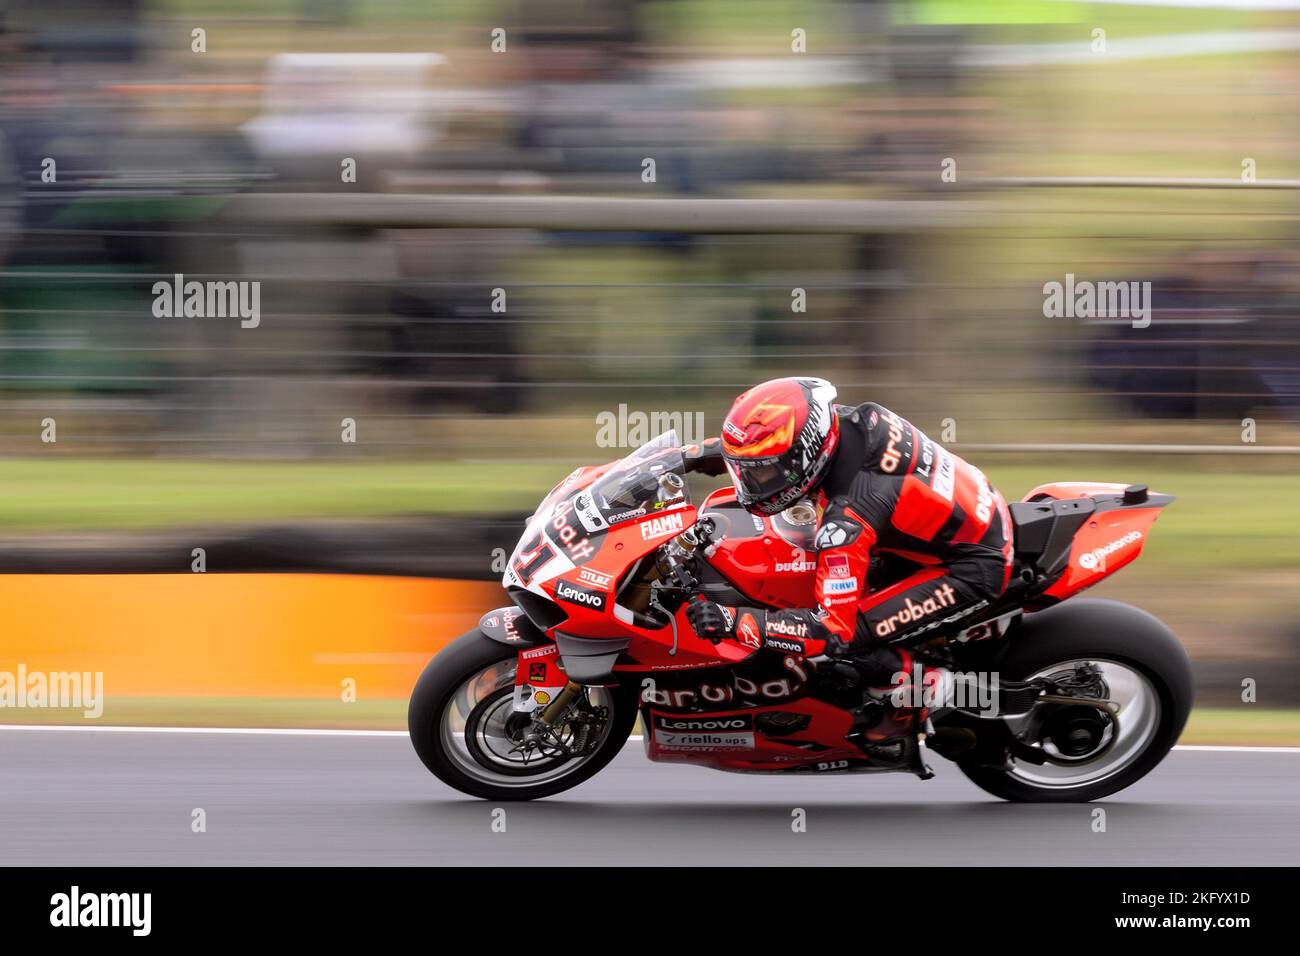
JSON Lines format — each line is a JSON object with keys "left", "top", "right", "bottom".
{"left": 0, "top": 867, "right": 1283, "bottom": 941}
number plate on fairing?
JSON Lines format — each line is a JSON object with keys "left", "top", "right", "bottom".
{"left": 954, "top": 609, "right": 1021, "bottom": 644}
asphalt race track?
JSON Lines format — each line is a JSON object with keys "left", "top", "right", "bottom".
{"left": 3, "top": 727, "right": 1297, "bottom": 866}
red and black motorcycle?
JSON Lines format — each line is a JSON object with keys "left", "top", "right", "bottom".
{"left": 409, "top": 431, "right": 1192, "bottom": 802}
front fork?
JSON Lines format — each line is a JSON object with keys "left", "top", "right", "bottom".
{"left": 511, "top": 644, "right": 611, "bottom": 758}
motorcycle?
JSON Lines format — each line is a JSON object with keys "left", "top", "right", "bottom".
{"left": 409, "top": 430, "right": 1192, "bottom": 802}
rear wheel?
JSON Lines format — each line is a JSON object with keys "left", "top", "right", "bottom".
{"left": 408, "top": 630, "right": 639, "bottom": 800}
{"left": 957, "top": 599, "right": 1193, "bottom": 803}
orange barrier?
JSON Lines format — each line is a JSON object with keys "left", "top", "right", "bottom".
{"left": 0, "top": 574, "right": 504, "bottom": 699}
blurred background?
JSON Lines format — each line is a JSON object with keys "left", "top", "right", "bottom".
{"left": 0, "top": 0, "right": 1297, "bottom": 739}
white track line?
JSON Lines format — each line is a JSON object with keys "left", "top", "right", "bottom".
{"left": 1173, "top": 744, "right": 1300, "bottom": 753}
{"left": 0, "top": 724, "right": 407, "bottom": 737}
{"left": 0, "top": 724, "right": 1297, "bottom": 753}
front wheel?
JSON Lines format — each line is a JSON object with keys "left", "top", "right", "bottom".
{"left": 408, "top": 629, "right": 639, "bottom": 800}
{"left": 957, "top": 599, "right": 1193, "bottom": 803}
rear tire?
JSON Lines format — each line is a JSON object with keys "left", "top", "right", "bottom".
{"left": 408, "top": 629, "right": 639, "bottom": 801}
{"left": 957, "top": 599, "right": 1193, "bottom": 803}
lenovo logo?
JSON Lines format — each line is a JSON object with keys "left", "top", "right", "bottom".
{"left": 655, "top": 715, "right": 752, "bottom": 732}
{"left": 554, "top": 579, "right": 606, "bottom": 611}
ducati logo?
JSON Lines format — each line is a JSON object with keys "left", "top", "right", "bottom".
{"left": 774, "top": 558, "right": 816, "bottom": 573}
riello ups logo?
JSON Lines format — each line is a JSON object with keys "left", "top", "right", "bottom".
{"left": 652, "top": 714, "right": 755, "bottom": 751}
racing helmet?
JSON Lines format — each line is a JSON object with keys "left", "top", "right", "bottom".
{"left": 720, "top": 377, "right": 840, "bottom": 516}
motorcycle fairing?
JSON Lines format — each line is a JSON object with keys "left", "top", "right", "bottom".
{"left": 641, "top": 697, "right": 917, "bottom": 774}
{"left": 633, "top": 646, "right": 912, "bottom": 774}
{"left": 697, "top": 493, "right": 819, "bottom": 611}
{"left": 1022, "top": 482, "right": 1174, "bottom": 603}
{"left": 478, "top": 606, "right": 547, "bottom": 647}
{"left": 506, "top": 434, "right": 701, "bottom": 649}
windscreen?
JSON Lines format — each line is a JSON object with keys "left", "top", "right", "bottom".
{"left": 504, "top": 430, "right": 694, "bottom": 597}
{"left": 590, "top": 430, "right": 690, "bottom": 516}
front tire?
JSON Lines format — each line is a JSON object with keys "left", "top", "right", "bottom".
{"left": 408, "top": 629, "right": 639, "bottom": 801}
{"left": 957, "top": 599, "right": 1193, "bottom": 803}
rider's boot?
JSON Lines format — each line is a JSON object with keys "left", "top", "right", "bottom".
{"left": 840, "top": 646, "right": 954, "bottom": 775}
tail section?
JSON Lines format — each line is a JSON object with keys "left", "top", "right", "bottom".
{"left": 1010, "top": 482, "right": 1174, "bottom": 604}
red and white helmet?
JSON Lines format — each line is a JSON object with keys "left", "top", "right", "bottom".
{"left": 720, "top": 377, "right": 840, "bottom": 516}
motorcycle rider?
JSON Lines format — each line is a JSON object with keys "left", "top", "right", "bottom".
{"left": 683, "top": 376, "right": 1014, "bottom": 702}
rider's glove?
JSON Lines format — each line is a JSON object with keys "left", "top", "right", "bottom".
{"left": 682, "top": 437, "right": 727, "bottom": 478}
{"left": 686, "top": 594, "right": 731, "bottom": 643}
{"left": 820, "top": 630, "right": 853, "bottom": 658}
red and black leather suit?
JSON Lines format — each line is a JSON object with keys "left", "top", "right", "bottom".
{"left": 691, "top": 402, "right": 1014, "bottom": 665}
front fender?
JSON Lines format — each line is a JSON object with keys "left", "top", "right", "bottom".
{"left": 478, "top": 606, "right": 549, "bottom": 648}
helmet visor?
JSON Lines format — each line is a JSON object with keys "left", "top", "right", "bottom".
{"left": 725, "top": 458, "right": 791, "bottom": 504}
